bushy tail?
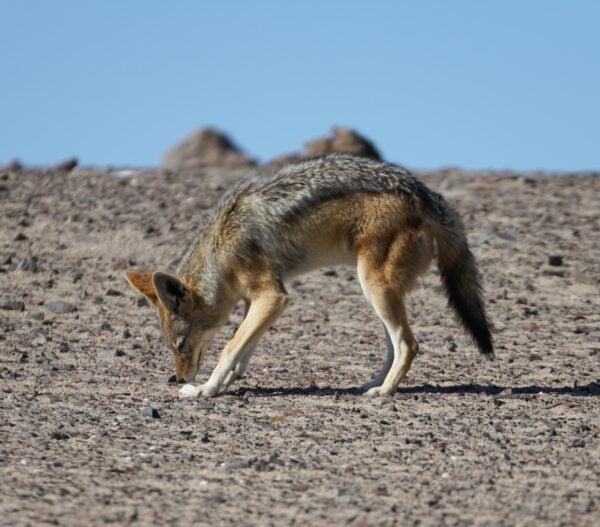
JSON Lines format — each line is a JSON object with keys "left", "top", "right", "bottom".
{"left": 431, "top": 197, "right": 494, "bottom": 356}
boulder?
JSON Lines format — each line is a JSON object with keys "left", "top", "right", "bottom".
{"left": 161, "top": 127, "right": 256, "bottom": 171}
{"left": 304, "top": 126, "right": 382, "bottom": 160}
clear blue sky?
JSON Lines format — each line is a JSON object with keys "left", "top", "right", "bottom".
{"left": 1, "top": 1, "right": 598, "bottom": 170}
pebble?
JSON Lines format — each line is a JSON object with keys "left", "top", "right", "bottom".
{"left": 111, "top": 258, "right": 128, "bottom": 271}
{"left": 548, "top": 255, "right": 563, "bottom": 267}
{"left": 141, "top": 407, "right": 161, "bottom": 419}
{"left": 137, "top": 297, "right": 149, "bottom": 308}
{"left": 0, "top": 300, "right": 24, "bottom": 311}
{"left": 16, "top": 255, "right": 39, "bottom": 272}
{"left": 13, "top": 233, "right": 28, "bottom": 241}
{"left": 105, "top": 288, "right": 123, "bottom": 296}
{"left": 516, "top": 334, "right": 529, "bottom": 345}
{"left": 45, "top": 300, "right": 77, "bottom": 314}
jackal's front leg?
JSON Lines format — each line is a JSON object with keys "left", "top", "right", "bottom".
{"left": 179, "top": 292, "right": 287, "bottom": 398}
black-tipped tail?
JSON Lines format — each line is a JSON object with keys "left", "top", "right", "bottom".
{"left": 433, "top": 201, "right": 493, "bottom": 356}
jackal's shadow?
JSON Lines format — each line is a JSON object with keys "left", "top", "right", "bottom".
{"left": 230, "top": 382, "right": 600, "bottom": 398}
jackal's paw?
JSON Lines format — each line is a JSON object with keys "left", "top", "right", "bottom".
{"left": 359, "top": 381, "right": 380, "bottom": 393}
{"left": 179, "top": 384, "right": 202, "bottom": 399}
{"left": 364, "top": 386, "right": 394, "bottom": 397}
{"left": 199, "top": 382, "right": 220, "bottom": 398}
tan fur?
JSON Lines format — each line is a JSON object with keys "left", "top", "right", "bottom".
{"left": 125, "top": 155, "right": 491, "bottom": 398}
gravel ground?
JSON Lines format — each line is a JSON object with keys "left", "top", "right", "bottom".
{"left": 0, "top": 164, "right": 598, "bottom": 526}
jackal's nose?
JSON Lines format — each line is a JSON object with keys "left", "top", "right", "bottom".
{"left": 167, "top": 374, "right": 186, "bottom": 384}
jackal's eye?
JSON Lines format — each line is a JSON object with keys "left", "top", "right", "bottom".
{"left": 176, "top": 337, "right": 186, "bottom": 352}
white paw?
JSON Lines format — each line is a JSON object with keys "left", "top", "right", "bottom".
{"left": 364, "top": 386, "right": 382, "bottom": 397}
{"left": 200, "top": 382, "right": 219, "bottom": 398}
{"left": 364, "top": 386, "right": 394, "bottom": 397}
{"left": 359, "top": 381, "right": 380, "bottom": 393}
{"left": 179, "top": 383, "right": 201, "bottom": 399}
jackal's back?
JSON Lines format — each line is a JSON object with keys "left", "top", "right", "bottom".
{"left": 215, "top": 154, "right": 433, "bottom": 225}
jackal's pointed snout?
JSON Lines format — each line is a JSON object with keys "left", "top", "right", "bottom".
{"left": 167, "top": 373, "right": 187, "bottom": 384}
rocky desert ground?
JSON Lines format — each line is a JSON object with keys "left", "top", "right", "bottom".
{"left": 0, "top": 159, "right": 598, "bottom": 526}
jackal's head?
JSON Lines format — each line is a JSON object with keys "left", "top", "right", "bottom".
{"left": 125, "top": 271, "right": 221, "bottom": 382}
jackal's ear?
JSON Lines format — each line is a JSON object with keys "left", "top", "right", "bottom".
{"left": 152, "top": 272, "right": 192, "bottom": 316}
{"left": 124, "top": 271, "right": 159, "bottom": 304}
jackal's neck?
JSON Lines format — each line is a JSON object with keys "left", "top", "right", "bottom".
{"left": 177, "top": 236, "right": 221, "bottom": 306}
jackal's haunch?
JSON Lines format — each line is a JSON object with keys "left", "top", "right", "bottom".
{"left": 126, "top": 154, "right": 493, "bottom": 398}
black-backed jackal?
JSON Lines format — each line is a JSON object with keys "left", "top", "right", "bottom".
{"left": 126, "top": 154, "right": 493, "bottom": 398}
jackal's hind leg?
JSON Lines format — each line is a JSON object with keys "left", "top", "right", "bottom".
{"left": 359, "top": 325, "right": 394, "bottom": 392}
{"left": 357, "top": 255, "right": 419, "bottom": 396}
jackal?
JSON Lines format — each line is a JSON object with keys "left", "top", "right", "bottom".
{"left": 126, "top": 154, "right": 493, "bottom": 398}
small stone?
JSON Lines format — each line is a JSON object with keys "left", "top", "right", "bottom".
{"left": 114, "top": 349, "right": 126, "bottom": 357}
{"left": 72, "top": 272, "right": 83, "bottom": 283}
{"left": 105, "top": 288, "right": 123, "bottom": 296}
{"left": 200, "top": 432, "right": 210, "bottom": 443}
{"left": 111, "top": 258, "right": 128, "bottom": 271}
{"left": 51, "top": 431, "right": 70, "bottom": 440}
{"left": 515, "top": 334, "right": 529, "bottom": 346}
{"left": 122, "top": 329, "right": 131, "bottom": 339}
{"left": 515, "top": 297, "right": 528, "bottom": 305}
{"left": 141, "top": 407, "right": 160, "bottom": 419}
{"left": 100, "top": 321, "right": 112, "bottom": 331}
{"left": 137, "top": 297, "right": 149, "bottom": 308}
{"left": 19, "top": 352, "right": 29, "bottom": 363}
{"left": 542, "top": 268, "right": 565, "bottom": 277}
{"left": 571, "top": 439, "right": 585, "bottom": 448}
{"left": 548, "top": 255, "right": 563, "bottom": 267}
{"left": 0, "top": 300, "right": 25, "bottom": 311}
{"left": 165, "top": 374, "right": 179, "bottom": 385}
{"left": 17, "top": 255, "right": 40, "bottom": 272}
{"left": 376, "top": 484, "right": 389, "bottom": 496}
{"left": 45, "top": 300, "right": 76, "bottom": 314}
{"left": 13, "top": 232, "right": 28, "bottom": 241}
{"left": 28, "top": 312, "right": 44, "bottom": 321}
